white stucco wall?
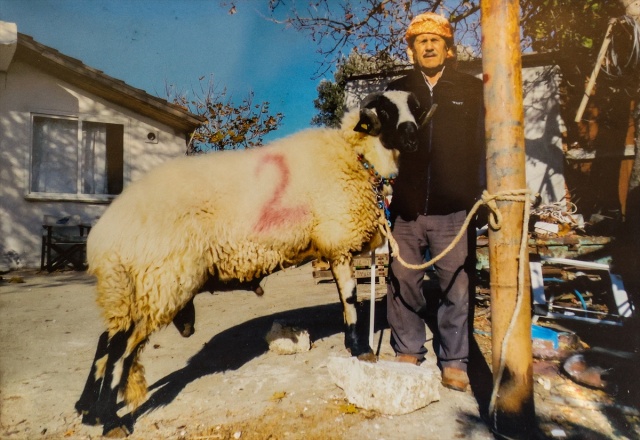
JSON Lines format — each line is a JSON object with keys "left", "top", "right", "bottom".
{"left": 522, "top": 65, "right": 567, "bottom": 204}
{"left": 0, "top": 59, "right": 189, "bottom": 269}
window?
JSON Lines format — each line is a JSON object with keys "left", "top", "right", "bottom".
{"left": 30, "top": 115, "right": 124, "bottom": 198}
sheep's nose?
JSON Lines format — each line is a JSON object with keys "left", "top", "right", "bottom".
{"left": 398, "top": 122, "right": 419, "bottom": 152}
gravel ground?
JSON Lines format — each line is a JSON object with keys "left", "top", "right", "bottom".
{"left": 0, "top": 264, "right": 638, "bottom": 439}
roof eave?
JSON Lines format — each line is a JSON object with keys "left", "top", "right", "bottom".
{"left": 15, "top": 33, "right": 205, "bottom": 134}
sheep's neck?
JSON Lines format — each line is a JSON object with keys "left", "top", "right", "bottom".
{"left": 357, "top": 153, "right": 393, "bottom": 226}
{"left": 356, "top": 153, "right": 396, "bottom": 186}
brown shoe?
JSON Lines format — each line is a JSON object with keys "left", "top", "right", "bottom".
{"left": 442, "top": 367, "right": 469, "bottom": 391}
{"left": 395, "top": 354, "right": 421, "bottom": 365}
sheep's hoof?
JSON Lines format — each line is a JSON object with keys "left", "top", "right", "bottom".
{"left": 178, "top": 323, "right": 195, "bottom": 338}
{"left": 102, "top": 416, "right": 133, "bottom": 438}
{"left": 75, "top": 402, "right": 89, "bottom": 416}
{"left": 76, "top": 402, "right": 101, "bottom": 426}
{"left": 357, "top": 351, "right": 377, "bottom": 363}
{"left": 172, "top": 300, "right": 196, "bottom": 337}
{"left": 79, "top": 411, "right": 101, "bottom": 426}
{"left": 104, "top": 426, "right": 130, "bottom": 438}
{"left": 348, "top": 341, "right": 376, "bottom": 362}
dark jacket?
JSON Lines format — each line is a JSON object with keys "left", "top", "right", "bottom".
{"left": 386, "top": 67, "right": 485, "bottom": 220}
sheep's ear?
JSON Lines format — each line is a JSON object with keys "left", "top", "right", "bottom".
{"left": 354, "top": 108, "right": 382, "bottom": 136}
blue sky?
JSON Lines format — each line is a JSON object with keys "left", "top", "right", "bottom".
{"left": 0, "top": 0, "right": 332, "bottom": 140}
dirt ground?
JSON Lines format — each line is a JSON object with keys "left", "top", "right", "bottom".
{"left": 1, "top": 263, "right": 639, "bottom": 440}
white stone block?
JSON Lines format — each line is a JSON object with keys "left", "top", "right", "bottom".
{"left": 327, "top": 356, "right": 440, "bottom": 415}
{"left": 265, "top": 320, "right": 311, "bottom": 354}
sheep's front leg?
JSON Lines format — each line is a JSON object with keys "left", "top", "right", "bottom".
{"left": 330, "top": 259, "right": 376, "bottom": 362}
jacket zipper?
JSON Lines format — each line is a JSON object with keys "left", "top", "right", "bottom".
{"left": 424, "top": 87, "right": 433, "bottom": 215}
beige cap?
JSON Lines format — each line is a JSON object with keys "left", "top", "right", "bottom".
{"left": 405, "top": 12, "right": 453, "bottom": 45}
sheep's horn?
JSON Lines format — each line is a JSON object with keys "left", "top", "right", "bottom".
{"left": 359, "top": 92, "right": 383, "bottom": 109}
{"left": 418, "top": 103, "right": 438, "bottom": 129}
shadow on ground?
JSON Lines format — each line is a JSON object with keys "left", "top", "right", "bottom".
{"left": 131, "top": 300, "right": 354, "bottom": 420}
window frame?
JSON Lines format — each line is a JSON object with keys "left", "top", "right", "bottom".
{"left": 26, "top": 112, "right": 127, "bottom": 203}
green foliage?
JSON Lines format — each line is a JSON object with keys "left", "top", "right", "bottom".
{"left": 311, "top": 79, "right": 345, "bottom": 128}
{"left": 312, "top": 49, "right": 407, "bottom": 128}
{"left": 520, "top": 0, "right": 624, "bottom": 54}
{"left": 166, "top": 76, "right": 283, "bottom": 154}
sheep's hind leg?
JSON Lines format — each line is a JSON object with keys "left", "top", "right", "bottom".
{"left": 88, "top": 327, "right": 136, "bottom": 437}
{"left": 172, "top": 297, "right": 196, "bottom": 337}
{"left": 331, "top": 259, "right": 376, "bottom": 362}
{"left": 172, "top": 276, "right": 265, "bottom": 338}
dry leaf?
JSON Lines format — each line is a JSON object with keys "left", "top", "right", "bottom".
{"left": 270, "top": 391, "right": 287, "bottom": 402}
{"left": 338, "top": 403, "right": 358, "bottom": 414}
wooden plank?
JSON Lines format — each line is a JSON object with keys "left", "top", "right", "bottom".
{"left": 312, "top": 269, "right": 333, "bottom": 279}
{"left": 354, "top": 268, "right": 388, "bottom": 278}
{"left": 311, "top": 254, "right": 390, "bottom": 270}
{"left": 352, "top": 255, "right": 389, "bottom": 267}
{"left": 311, "top": 255, "right": 389, "bottom": 285}
{"left": 312, "top": 267, "right": 388, "bottom": 277}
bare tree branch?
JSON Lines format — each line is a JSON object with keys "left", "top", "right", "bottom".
{"left": 224, "top": 0, "right": 621, "bottom": 80}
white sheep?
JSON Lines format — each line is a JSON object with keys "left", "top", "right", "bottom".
{"left": 75, "top": 91, "right": 420, "bottom": 437}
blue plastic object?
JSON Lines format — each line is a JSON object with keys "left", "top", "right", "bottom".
{"left": 531, "top": 324, "right": 560, "bottom": 349}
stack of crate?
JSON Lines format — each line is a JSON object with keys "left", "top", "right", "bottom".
{"left": 311, "top": 251, "right": 389, "bottom": 286}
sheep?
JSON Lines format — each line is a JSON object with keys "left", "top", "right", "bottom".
{"left": 75, "top": 90, "right": 421, "bottom": 437}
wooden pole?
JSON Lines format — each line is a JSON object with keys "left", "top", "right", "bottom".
{"left": 480, "top": 1, "right": 535, "bottom": 438}
{"left": 369, "top": 250, "right": 376, "bottom": 349}
{"left": 574, "top": 19, "right": 616, "bottom": 123}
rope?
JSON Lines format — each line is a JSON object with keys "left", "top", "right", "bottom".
{"left": 530, "top": 200, "right": 579, "bottom": 225}
{"left": 380, "top": 189, "right": 531, "bottom": 271}
{"left": 378, "top": 188, "right": 533, "bottom": 430}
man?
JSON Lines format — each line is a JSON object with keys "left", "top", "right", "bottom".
{"left": 385, "top": 12, "right": 485, "bottom": 392}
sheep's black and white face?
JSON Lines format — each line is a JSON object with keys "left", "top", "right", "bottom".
{"left": 354, "top": 91, "right": 420, "bottom": 153}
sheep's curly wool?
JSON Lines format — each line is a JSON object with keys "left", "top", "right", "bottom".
{"left": 86, "top": 108, "right": 396, "bottom": 407}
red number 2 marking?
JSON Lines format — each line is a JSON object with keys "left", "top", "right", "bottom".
{"left": 254, "top": 153, "right": 309, "bottom": 233}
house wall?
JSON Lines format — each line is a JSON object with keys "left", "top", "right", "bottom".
{"left": 521, "top": 65, "right": 567, "bottom": 204}
{"left": 345, "top": 64, "right": 568, "bottom": 206}
{"left": 0, "top": 59, "right": 188, "bottom": 269}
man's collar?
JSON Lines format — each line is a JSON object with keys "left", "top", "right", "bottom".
{"left": 421, "top": 66, "right": 446, "bottom": 89}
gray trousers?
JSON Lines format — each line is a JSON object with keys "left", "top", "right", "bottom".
{"left": 386, "top": 211, "right": 471, "bottom": 370}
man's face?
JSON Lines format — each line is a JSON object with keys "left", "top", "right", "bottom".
{"left": 410, "top": 33, "right": 448, "bottom": 72}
